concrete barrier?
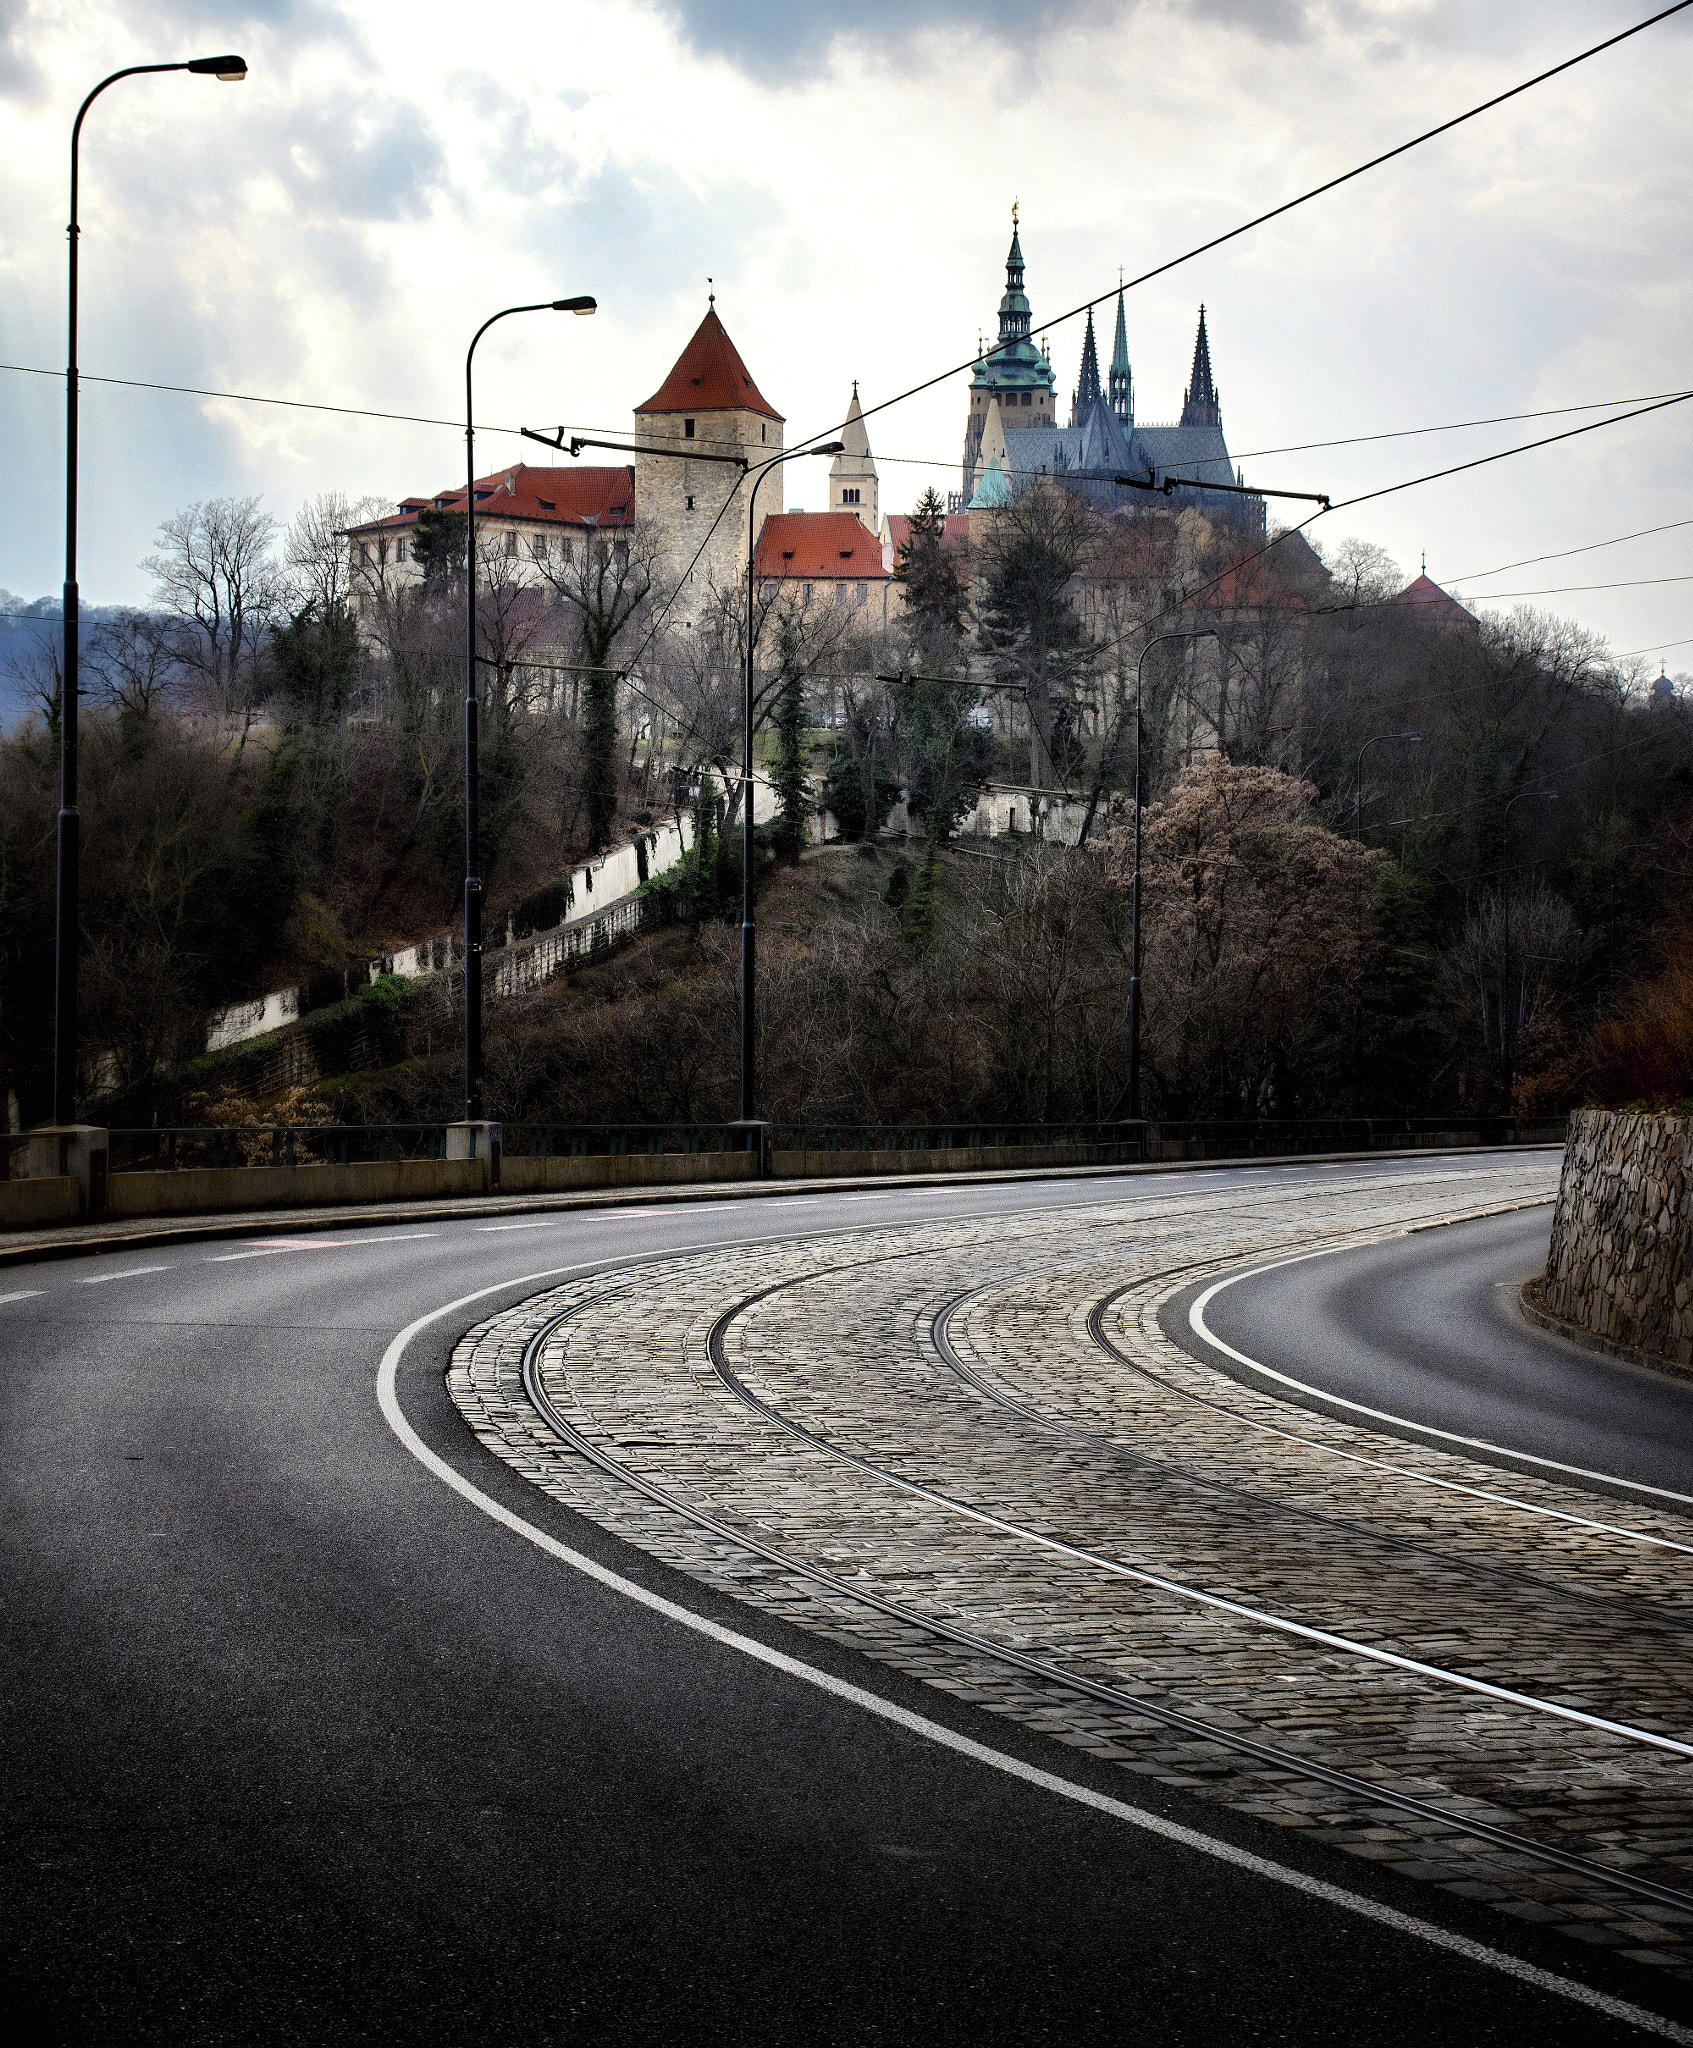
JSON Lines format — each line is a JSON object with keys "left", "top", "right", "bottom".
{"left": 772, "top": 1142, "right": 1136, "bottom": 1179}
{"left": 106, "top": 1159, "right": 487, "bottom": 1218}
{"left": 0, "top": 1176, "right": 82, "bottom": 1229}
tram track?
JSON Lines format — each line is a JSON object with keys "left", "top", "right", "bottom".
{"left": 920, "top": 1252, "right": 1693, "bottom": 1638}
{"left": 509, "top": 1269, "right": 1693, "bottom": 1918}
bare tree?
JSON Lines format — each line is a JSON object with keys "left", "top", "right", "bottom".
{"left": 83, "top": 609, "right": 182, "bottom": 721}
{"left": 143, "top": 497, "right": 283, "bottom": 727}
{"left": 284, "top": 492, "right": 387, "bottom": 616}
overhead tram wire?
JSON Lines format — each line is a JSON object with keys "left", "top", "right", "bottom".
{"left": 14, "top": 9, "right": 1688, "bottom": 690}
{"left": 858, "top": 387, "right": 1693, "bottom": 475}
{"left": 7, "top": 4, "right": 1689, "bottom": 592}
{"left": 8, "top": 355, "right": 1685, "bottom": 506}
{"left": 1457, "top": 514, "right": 1693, "bottom": 583}
{"left": 786, "top": 0, "right": 1693, "bottom": 454}
{"left": 0, "top": 360, "right": 618, "bottom": 444}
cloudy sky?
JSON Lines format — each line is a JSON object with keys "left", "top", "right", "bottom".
{"left": 2, "top": 0, "right": 1689, "bottom": 665}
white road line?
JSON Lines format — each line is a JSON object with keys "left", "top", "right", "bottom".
{"left": 74, "top": 1265, "right": 169, "bottom": 1285}
{"left": 0, "top": 1289, "right": 44, "bottom": 1304}
{"left": 366, "top": 1233, "right": 438, "bottom": 1242}
{"left": 481, "top": 1219, "right": 579, "bottom": 1233}
{"left": 207, "top": 1248, "right": 294, "bottom": 1262}
{"left": 374, "top": 1269, "right": 1690, "bottom": 2046}
{"left": 1189, "top": 1248, "right": 1693, "bottom": 1513}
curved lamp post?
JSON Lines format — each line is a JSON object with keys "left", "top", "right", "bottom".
{"left": 1127, "top": 627, "right": 1217, "bottom": 1121}
{"left": 1501, "top": 788, "right": 1557, "bottom": 1114}
{"left": 737, "top": 440, "right": 843, "bottom": 1128}
{"left": 53, "top": 52, "right": 247, "bottom": 1126}
{"left": 461, "top": 295, "right": 595, "bottom": 1121}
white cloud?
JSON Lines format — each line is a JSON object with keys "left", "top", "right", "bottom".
{"left": 0, "top": 0, "right": 1688, "bottom": 660}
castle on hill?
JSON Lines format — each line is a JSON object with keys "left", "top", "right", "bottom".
{"left": 959, "top": 211, "right": 1263, "bottom": 539}
{"left": 344, "top": 214, "right": 1264, "bottom": 620}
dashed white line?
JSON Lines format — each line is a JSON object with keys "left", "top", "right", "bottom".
{"left": 0, "top": 1289, "right": 44, "bottom": 1305}
{"left": 207, "top": 1248, "right": 295, "bottom": 1262}
{"left": 74, "top": 1266, "right": 169, "bottom": 1285}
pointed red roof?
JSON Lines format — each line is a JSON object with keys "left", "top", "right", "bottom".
{"left": 636, "top": 307, "right": 783, "bottom": 421}
{"left": 1395, "top": 573, "right": 1477, "bottom": 630}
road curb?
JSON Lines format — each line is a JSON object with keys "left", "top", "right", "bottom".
{"left": 0, "top": 1142, "right": 1565, "bottom": 1268}
{"left": 1518, "top": 1276, "right": 1693, "bottom": 1384}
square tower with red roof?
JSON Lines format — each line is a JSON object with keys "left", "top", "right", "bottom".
{"left": 633, "top": 301, "right": 784, "bottom": 609}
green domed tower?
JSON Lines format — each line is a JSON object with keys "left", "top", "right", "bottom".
{"left": 962, "top": 206, "right": 1057, "bottom": 501}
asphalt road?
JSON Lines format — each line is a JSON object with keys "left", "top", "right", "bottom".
{"left": 2, "top": 1154, "right": 1683, "bottom": 2046}
{"left": 1180, "top": 1205, "right": 1693, "bottom": 1501}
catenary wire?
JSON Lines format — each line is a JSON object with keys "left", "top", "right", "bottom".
{"left": 788, "top": 0, "right": 1693, "bottom": 453}
{"left": 1458, "top": 515, "right": 1693, "bottom": 583}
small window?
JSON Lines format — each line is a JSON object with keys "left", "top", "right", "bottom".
{"left": 1021, "top": 390, "right": 1032, "bottom": 406}
{"left": 683, "top": 417, "right": 695, "bottom": 439}
{"left": 803, "top": 582, "right": 813, "bottom": 599}
{"left": 504, "top": 530, "right": 517, "bottom": 557}
{"left": 761, "top": 424, "right": 767, "bottom": 444}
{"left": 855, "top": 581, "right": 867, "bottom": 603}
{"left": 358, "top": 540, "right": 370, "bottom": 564}
{"left": 685, "top": 495, "right": 695, "bottom": 511}
{"left": 396, "top": 537, "right": 407, "bottom": 562}
{"left": 378, "top": 537, "right": 388, "bottom": 565}
{"left": 842, "top": 487, "right": 859, "bottom": 505}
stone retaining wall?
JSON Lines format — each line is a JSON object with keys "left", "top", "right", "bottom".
{"left": 1542, "top": 1107, "right": 1692, "bottom": 1368}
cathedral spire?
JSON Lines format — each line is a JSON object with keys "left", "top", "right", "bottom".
{"left": 1070, "top": 306, "right": 1102, "bottom": 426}
{"left": 1180, "top": 305, "right": 1221, "bottom": 429}
{"left": 1108, "top": 287, "right": 1132, "bottom": 425}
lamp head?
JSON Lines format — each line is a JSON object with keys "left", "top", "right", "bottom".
{"left": 1400, "top": 730, "right": 1423, "bottom": 741}
{"left": 812, "top": 442, "right": 847, "bottom": 456}
{"left": 187, "top": 54, "right": 247, "bottom": 80}
{"left": 552, "top": 296, "right": 597, "bottom": 315}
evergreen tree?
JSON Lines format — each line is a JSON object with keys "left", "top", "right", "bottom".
{"left": 270, "top": 599, "right": 360, "bottom": 728}
{"left": 585, "top": 667, "right": 618, "bottom": 851}
{"left": 411, "top": 508, "right": 465, "bottom": 592}
{"left": 772, "top": 634, "right": 810, "bottom": 866}
{"left": 894, "top": 487, "right": 965, "bottom": 638}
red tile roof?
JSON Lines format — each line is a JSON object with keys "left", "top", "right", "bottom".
{"left": 1395, "top": 573, "right": 1477, "bottom": 629}
{"left": 635, "top": 308, "right": 783, "bottom": 421}
{"left": 346, "top": 466, "right": 634, "bottom": 535}
{"left": 756, "top": 512, "right": 891, "bottom": 581}
{"left": 886, "top": 512, "right": 969, "bottom": 560}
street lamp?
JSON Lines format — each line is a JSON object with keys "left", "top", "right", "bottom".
{"left": 1127, "top": 628, "right": 1218, "bottom": 1121}
{"left": 52, "top": 52, "right": 247, "bottom": 1128}
{"left": 1353, "top": 731, "right": 1422, "bottom": 841}
{"left": 1501, "top": 788, "right": 1556, "bottom": 1116}
{"left": 461, "top": 295, "right": 595, "bottom": 1122}
{"left": 737, "top": 439, "right": 844, "bottom": 1128}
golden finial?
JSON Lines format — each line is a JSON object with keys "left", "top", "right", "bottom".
{"left": 1011, "top": 198, "right": 1019, "bottom": 226}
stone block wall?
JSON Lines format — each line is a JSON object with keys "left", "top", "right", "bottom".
{"left": 1542, "top": 1107, "right": 1693, "bottom": 1368}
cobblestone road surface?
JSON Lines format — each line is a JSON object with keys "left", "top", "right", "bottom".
{"left": 449, "top": 1158, "right": 1693, "bottom": 1977}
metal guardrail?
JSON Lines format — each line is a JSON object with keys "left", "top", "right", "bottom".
{"left": 768, "top": 1122, "right": 1142, "bottom": 1154}
{"left": 501, "top": 1122, "right": 757, "bottom": 1157}
{"left": 56, "top": 1113, "right": 1567, "bottom": 1180}
{"left": 106, "top": 1125, "right": 454, "bottom": 1172}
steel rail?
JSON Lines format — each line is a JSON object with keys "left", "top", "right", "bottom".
{"left": 697, "top": 1277, "right": 1693, "bottom": 1757}
{"left": 511, "top": 1288, "right": 1693, "bottom": 1916}
{"left": 925, "top": 1262, "right": 1693, "bottom": 1637}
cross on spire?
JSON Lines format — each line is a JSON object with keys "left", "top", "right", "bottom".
{"left": 1071, "top": 305, "right": 1102, "bottom": 425}
{"left": 1179, "top": 304, "right": 1221, "bottom": 429}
